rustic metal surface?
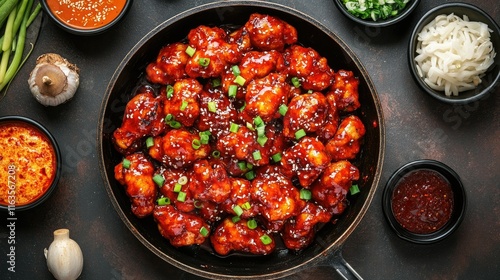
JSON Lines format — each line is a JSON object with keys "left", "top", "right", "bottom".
{"left": 0, "top": 0, "right": 498, "bottom": 279}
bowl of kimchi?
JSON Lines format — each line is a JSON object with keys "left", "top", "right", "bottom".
{"left": 98, "top": 1, "right": 385, "bottom": 279}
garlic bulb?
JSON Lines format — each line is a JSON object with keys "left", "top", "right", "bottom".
{"left": 44, "top": 229, "right": 84, "bottom": 280}
{"left": 28, "top": 53, "right": 80, "bottom": 106}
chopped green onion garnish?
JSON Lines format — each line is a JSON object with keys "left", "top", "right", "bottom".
{"left": 256, "top": 126, "right": 266, "bottom": 137}
{"left": 165, "top": 114, "right": 173, "bottom": 122}
{"left": 180, "top": 100, "right": 188, "bottom": 111}
{"left": 229, "top": 122, "right": 239, "bottom": 133}
{"left": 232, "top": 65, "right": 241, "bottom": 76}
{"left": 166, "top": 85, "right": 174, "bottom": 99}
{"left": 238, "top": 161, "right": 248, "bottom": 171}
{"left": 178, "top": 176, "right": 188, "bottom": 185}
{"left": 212, "top": 78, "right": 221, "bottom": 87}
{"left": 174, "top": 183, "right": 182, "bottom": 192}
{"left": 212, "top": 150, "right": 221, "bottom": 158}
{"left": 350, "top": 184, "right": 360, "bottom": 195}
{"left": 257, "top": 135, "right": 268, "bottom": 147}
{"left": 291, "top": 76, "right": 301, "bottom": 88}
{"left": 153, "top": 174, "right": 165, "bottom": 187}
{"left": 233, "top": 75, "right": 246, "bottom": 86}
{"left": 241, "top": 201, "right": 251, "bottom": 210}
{"left": 207, "top": 101, "right": 217, "bottom": 113}
{"left": 192, "top": 139, "right": 201, "bottom": 150}
{"left": 122, "top": 158, "right": 131, "bottom": 169}
{"left": 145, "top": 137, "right": 154, "bottom": 148}
{"left": 200, "top": 133, "right": 210, "bottom": 145}
{"left": 279, "top": 104, "right": 288, "bottom": 116}
{"left": 177, "top": 191, "right": 187, "bottom": 202}
{"left": 198, "top": 57, "right": 210, "bottom": 67}
{"left": 239, "top": 102, "right": 246, "bottom": 111}
{"left": 228, "top": 85, "right": 238, "bottom": 98}
{"left": 245, "top": 170, "right": 256, "bottom": 180}
{"left": 246, "top": 122, "right": 255, "bottom": 131}
{"left": 260, "top": 234, "right": 272, "bottom": 245}
{"left": 300, "top": 189, "right": 312, "bottom": 200}
{"left": 185, "top": 46, "right": 196, "bottom": 57}
{"left": 271, "top": 153, "right": 282, "bottom": 163}
{"left": 232, "top": 216, "right": 241, "bottom": 223}
{"left": 169, "top": 120, "right": 181, "bottom": 129}
{"left": 295, "top": 129, "right": 307, "bottom": 140}
{"left": 200, "top": 226, "right": 209, "bottom": 237}
{"left": 342, "top": 0, "right": 410, "bottom": 22}
{"left": 233, "top": 205, "right": 244, "bottom": 216}
{"left": 194, "top": 200, "right": 203, "bottom": 209}
{"left": 157, "top": 197, "right": 170, "bottom": 206}
{"left": 246, "top": 162, "right": 254, "bottom": 170}
{"left": 253, "top": 116, "right": 264, "bottom": 127}
{"left": 253, "top": 150, "right": 262, "bottom": 161}
{"left": 247, "top": 219, "right": 257, "bottom": 229}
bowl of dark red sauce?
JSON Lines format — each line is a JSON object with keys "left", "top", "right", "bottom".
{"left": 382, "top": 159, "right": 466, "bottom": 244}
{"left": 41, "top": 0, "right": 132, "bottom": 35}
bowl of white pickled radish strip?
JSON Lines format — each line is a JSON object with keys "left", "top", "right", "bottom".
{"left": 408, "top": 2, "right": 500, "bottom": 104}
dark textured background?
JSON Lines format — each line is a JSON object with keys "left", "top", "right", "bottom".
{"left": 0, "top": 0, "right": 498, "bottom": 279}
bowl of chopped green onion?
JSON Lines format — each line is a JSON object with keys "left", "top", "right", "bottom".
{"left": 334, "top": 0, "right": 421, "bottom": 27}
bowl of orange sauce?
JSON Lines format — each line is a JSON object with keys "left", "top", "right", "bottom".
{"left": 0, "top": 116, "right": 61, "bottom": 211}
{"left": 41, "top": 0, "right": 132, "bottom": 35}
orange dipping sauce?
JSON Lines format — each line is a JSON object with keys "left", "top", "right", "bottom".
{"left": 0, "top": 121, "right": 58, "bottom": 206}
{"left": 46, "top": 0, "right": 127, "bottom": 30}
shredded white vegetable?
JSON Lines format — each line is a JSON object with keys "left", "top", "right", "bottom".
{"left": 414, "top": 13, "right": 496, "bottom": 96}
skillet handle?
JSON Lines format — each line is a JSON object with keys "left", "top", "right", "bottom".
{"left": 327, "top": 249, "right": 364, "bottom": 280}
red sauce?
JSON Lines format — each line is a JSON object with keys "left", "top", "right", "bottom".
{"left": 46, "top": 0, "right": 127, "bottom": 30}
{"left": 391, "top": 169, "right": 454, "bottom": 234}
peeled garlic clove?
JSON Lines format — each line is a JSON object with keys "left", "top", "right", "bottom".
{"left": 28, "top": 53, "right": 80, "bottom": 106}
{"left": 44, "top": 229, "right": 83, "bottom": 280}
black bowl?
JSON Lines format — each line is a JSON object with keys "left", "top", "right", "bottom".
{"left": 98, "top": 1, "right": 385, "bottom": 279}
{"left": 333, "top": 0, "right": 421, "bottom": 27}
{"left": 40, "top": 0, "right": 133, "bottom": 35}
{"left": 382, "top": 159, "right": 466, "bottom": 244}
{"left": 0, "top": 116, "right": 61, "bottom": 211}
{"left": 408, "top": 2, "right": 500, "bottom": 104}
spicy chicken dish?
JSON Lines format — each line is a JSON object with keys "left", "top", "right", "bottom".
{"left": 112, "top": 13, "right": 365, "bottom": 256}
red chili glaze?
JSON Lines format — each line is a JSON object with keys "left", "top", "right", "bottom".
{"left": 391, "top": 169, "right": 454, "bottom": 234}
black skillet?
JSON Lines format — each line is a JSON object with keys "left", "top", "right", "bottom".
{"left": 97, "top": 1, "right": 385, "bottom": 279}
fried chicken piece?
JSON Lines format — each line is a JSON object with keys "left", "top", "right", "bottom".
{"left": 188, "top": 159, "right": 231, "bottom": 204}
{"left": 251, "top": 165, "right": 306, "bottom": 222}
{"left": 244, "top": 13, "right": 298, "bottom": 51}
{"left": 163, "top": 78, "right": 202, "bottom": 127}
{"left": 112, "top": 86, "right": 166, "bottom": 154}
{"left": 281, "top": 137, "right": 331, "bottom": 188}
{"left": 148, "top": 129, "right": 210, "bottom": 169}
{"left": 316, "top": 93, "right": 340, "bottom": 141}
{"left": 216, "top": 125, "right": 270, "bottom": 166}
{"left": 153, "top": 205, "right": 210, "bottom": 247}
{"left": 328, "top": 70, "right": 360, "bottom": 112}
{"left": 185, "top": 25, "right": 241, "bottom": 78}
{"left": 239, "top": 50, "right": 282, "bottom": 82}
{"left": 220, "top": 178, "right": 259, "bottom": 219}
{"left": 114, "top": 152, "right": 156, "bottom": 218}
{"left": 145, "top": 42, "right": 189, "bottom": 85}
{"left": 282, "top": 92, "right": 329, "bottom": 139}
{"left": 326, "top": 115, "right": 366, "bottom": 161}
{"left": 197, "top": 87, "right": 238, "bottom": 138}
{"left": 278, "top": 45, "right": 334, "bottom": 91}
{"left": 282, "top": 202, "right": 332, "bottom": 250}
{"left": 227, "top": 27, "right": 252, "bottom": 52}
{"left": 242, "top": 73, "right": 290, "bottom": 122}
{"left": 211, "top": 218, "right": 275, "bottom": 255}
{"left": 157, "top": 167, "right": 195, "bottom": 213}
{"left": 311, "top": 160, "right": 360, "bottom": 213}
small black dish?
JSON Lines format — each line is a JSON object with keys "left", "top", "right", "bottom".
{"left": 408, "top": 2, "right": 500, "bottom": 104}
{"left": 382, "top": 159, "right": 466, "bottom": 244}
{"left": 40, "top": 0, "right": 133, "bottom": 35}
{"left": 333, "top": 0, "right": 421, "bottom": 28}
{"left": 0, "top": 116, "right": 61, "bottom": 211}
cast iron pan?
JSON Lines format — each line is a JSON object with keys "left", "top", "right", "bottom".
{"left": 97, "top": 1, "right": 385, "bottom": 279}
